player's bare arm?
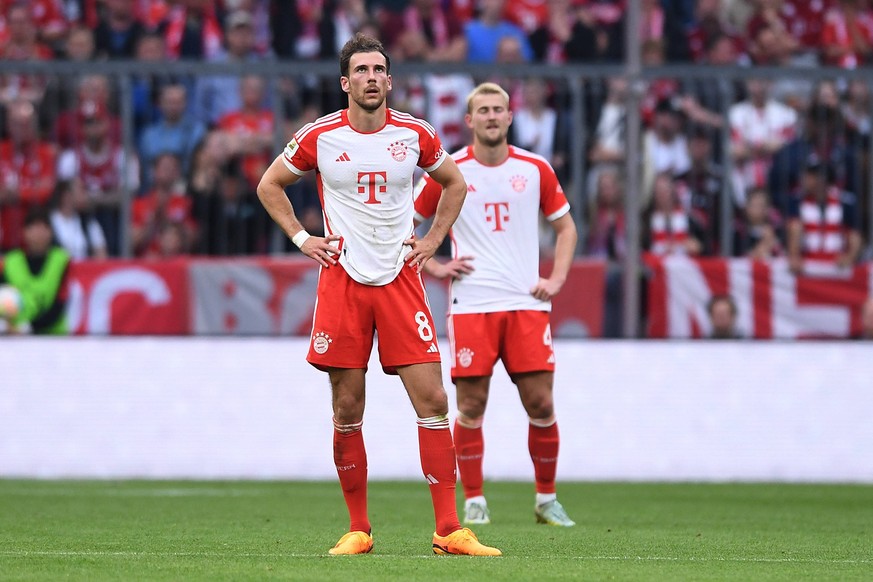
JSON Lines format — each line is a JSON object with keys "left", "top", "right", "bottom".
{"left": 404, "top": 156, "right": 467, "bottom": 272}
{"left": 531, "top": 213, "right": 578, "bottom": 301}
{"left": 257, "top": 155, "right": 340, "bottom": 267}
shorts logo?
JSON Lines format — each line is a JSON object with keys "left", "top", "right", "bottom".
{"left": 510, "top": 174, "right": 527, "bottom": 192}
{"left": 457, "top": 347, "right": 474, "bottom": 368}
{"left": 312, "top": 331, "right": 332, "bottom": 355}
{"left": 388, "top": 140, "right": 408, "bottom": 162}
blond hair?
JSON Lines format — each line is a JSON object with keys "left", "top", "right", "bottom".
{"left": 466, "top": 82, "right": 510, "bottom": 113}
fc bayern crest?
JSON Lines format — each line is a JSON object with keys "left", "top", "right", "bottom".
{"left": 510, "top": 174, "right": 527, "bottom": 192}
{"left": 388, "top": 141, "right": 408, "bottom": 162}
{"left": 457, "top": 347, "right": 474, "bottom": 368}
{"left": 312, "top": 331, "right": 332, "bottom": 354}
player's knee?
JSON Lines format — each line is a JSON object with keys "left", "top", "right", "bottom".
{"left": 457, "top": 395, "right": 487, "bottom": 419}
{"left": 333, "top": 394, "right": 365, "bottom": 423}
{"left": 523, "top": 395, "right": 554, "bottom": 419}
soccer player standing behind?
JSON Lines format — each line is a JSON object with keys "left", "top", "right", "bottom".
{"left": 257, "top": 34, "right": 501, "bottom": 557}
{"left": 414, "top": 82, "right": 578, "bottom": 527}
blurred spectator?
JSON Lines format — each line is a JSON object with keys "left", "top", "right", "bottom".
{"left": 187, "top": 130, "right": 228, "bottom": 202}
{"left": 1, "top": 0, "right": 69, "bottom": 49}
{"left": 821, "top": 0, "right": 873, "bottom": 68}
{"left": 63, "top": 24, "right": 96, "bottom": 61}
{"left": 193, "top": 10, "right": 271, "bottom": 126}
{"left": 589, "top": 76, "right": 627, "bottom": 182}
{"left": 733, "top": 186, "right": 783, "bottom": 259}
{"left": 49, "top": 179, "right": 108, "bottom": 260}
{"left": 93, "top": 0, "right": 147, "bottom": 59}
{"left": 505, "top": 0, "right": 549, "bottom": 36}
{"left": 191, "top": 157, "right": 266, "bottom": 255}
{"left": 163, "top": 0, "right": 223, "bottom": 60}
{"left": 843, "top": 79, "right": 872, "bottom": 150}
{"left": 813, "top": 78, "right": 842, "bottom": 109}
{"left": 677, "top": 125, "right": 726, "bottom": 255}
{"left": 528, "top": 0, "right": 580, "bottom": 63}
{"left": 641, "top": 0, "right": 689, "bottom": 62}
{"left": 706, "top": 293, "right": 741, "bottom": 339}
{"left": 0, "top": 3, "right": 53, "bottom": 107}
{"left": 729, "top": 78, "right": 798, "bottom": 207}
{"left": 131, "top": 32, "right": 175, "bottom": 135}
{"left": 463, "top": 0, "right": 534, "bottom": 63}
{"left": 745, "top": 0, "right": 802, "bottom": 64}
{"left": 215, "top": 74, "right": 274, "bottom": 189}
{"left": 858, "top": 296, "right": 873, "bottom": 339}
{"left": 57, "top": 99, "right": 139, "bottom": 256}
{"left": 132, "top": 152, "right": 196, "bottom": 257}
{"left": 0, "top": 206, "right": 70, "bottom": 335}
{"left": 229, "top": 0, "right": 272, "bottom": 56}
{"left": 786, "top": 155, "right": 862, "bottom": 275}
{"left": 687, "top": 0, "right": 745, "bottom": 63}
{"left": 640, "top": 40, "right": 681, "bottom": 127}
{"left": 586, "top": 167, "right": 626, "bottom": 261}
{"left": 55, "top": 74, "right": 122, "bottom": 149}
{"left": 511, "top": 78, "right": 564, "bottom": 172}
{"left": 148, "top": 221, "right": 190, "bottom": 259}
{"left": 139, "top": 83, "right": 207, "bottom": 188}
{"left": 642, "top": 99, "right": 691, "bottom": 203}
{"left": 0, "top": 100, "right": 58, "bottom": 251}
{"left": 769, "top": 103, "right": 860, "bottom": 217}
{"left": 643, "top": 172, "right": 704, "bottom": 257}
{"left": 568, "top": 0, "right": 625, "bottom": 61}
{"left": 381, "top": 0, "right": 466, "bottom": 62}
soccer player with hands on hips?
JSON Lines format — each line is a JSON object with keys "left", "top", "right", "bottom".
{"left": 257, "top": 34, "right": 501, "bottom": 557}
{"left": 414, "top": 82, "right": 578, "bottom": 527}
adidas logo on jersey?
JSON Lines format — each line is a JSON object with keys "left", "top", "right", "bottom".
{"left": 336, "top": 152, "right": 351, "bottom": 162}
{"left": 426, "top": 343, "right": 439, "bottom": 353}
{"left": 467, "top": 184, "right": 476, "bottom": 192}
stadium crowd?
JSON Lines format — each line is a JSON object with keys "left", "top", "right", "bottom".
{"left": 0, "top": 0, "right": 871, "bottom": 272}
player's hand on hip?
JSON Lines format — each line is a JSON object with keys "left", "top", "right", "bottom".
{"left": 403, "top": 235, "right": 440, "bottom": 273}
{"left": 301, "top": 234, "right": 341, "bottom": 267}
{"left": 434, "top": 256, "right": 475, "bottom": 280}
{"left": 530, "top": 277, "right": 562, "bottom": 302}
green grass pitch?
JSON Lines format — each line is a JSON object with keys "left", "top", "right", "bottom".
{"left": 0, "top": 480, "right": 871, "bottom": 581}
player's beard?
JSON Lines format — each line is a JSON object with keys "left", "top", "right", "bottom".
{"left": 352, "top": 89, "right": 385, "bottom": 112}
{"left": 477, "top": 126, "right": 508, "bottom": 148}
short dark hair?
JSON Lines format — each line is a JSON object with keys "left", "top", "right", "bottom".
{"left": 24, "top": 205, "right": 51, "bottom": 228}
{"left": 339, "top": 33, "right": 390, "bottom": 78}
{"left": 707, "top": 294, "right": 737, "bottom": 316}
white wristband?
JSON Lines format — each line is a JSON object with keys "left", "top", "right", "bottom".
{"left": 291, "top": 230, "right": 311, "bottom": 249}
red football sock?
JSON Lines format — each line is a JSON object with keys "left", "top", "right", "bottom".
{"left": 453, "top": 416, "right": 485, "bottom": 499}
{"left": 418, "top": 416, "right": 461, "bottom": 537}
{"left": 529, "top": 417, "right": 559, "bottom": 494}
{"left": 333, "top": 418, "right": 370, "bottom": 534}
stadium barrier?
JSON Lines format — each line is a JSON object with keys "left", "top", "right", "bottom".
{"left": 2, "top": 338, "right": 872, "bottom": 482}
{"left": 58, "top": 256, "right": 872, "bottom": 339}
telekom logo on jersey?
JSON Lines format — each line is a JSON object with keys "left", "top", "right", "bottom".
{"left": 484, "top": 202, "right": 510, "bottom": 232}
{"left": 357, "top": 171, "right": 387, "bottom": 204}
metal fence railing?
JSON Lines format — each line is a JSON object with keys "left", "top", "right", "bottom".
{"left": 1, "top": 59, "right": 872, "bottom": 335}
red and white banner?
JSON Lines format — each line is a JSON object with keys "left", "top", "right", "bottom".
{"left": 67, "top": 257, "right": 606, "bottom": 337}
{"left": 646, "top": 255, "right": 873, "bottom": 339}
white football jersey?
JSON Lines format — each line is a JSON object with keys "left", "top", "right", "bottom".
{"left": 283, "top": 109, "right": 446, "bottom": 286}
{"left": 415, "top": 145, "right": 570, "bottom": 314}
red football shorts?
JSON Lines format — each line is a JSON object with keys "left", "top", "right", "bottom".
{"left": 307, "top": 263, "right": 442, "bottom": 374}
{"left": 447, "top": 310, "right": 555, "bottom": 380}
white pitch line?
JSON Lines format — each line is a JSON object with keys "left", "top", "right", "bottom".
{"left": 0, "top": 551, "right": 869, "bottom": 564}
